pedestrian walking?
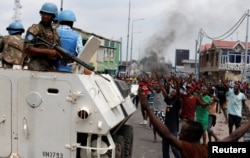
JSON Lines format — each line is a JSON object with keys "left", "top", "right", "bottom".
{"left": 207, "top": 88, "right": 220, "bottom": 142}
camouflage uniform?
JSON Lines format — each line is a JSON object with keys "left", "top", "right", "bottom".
{"left": 0, "top": 34, "right": 25, "bottom": 68}
{"left": 23, "top": 22, "right": 60, "bottom": 71}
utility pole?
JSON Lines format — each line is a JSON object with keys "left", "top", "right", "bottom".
{"left": 130, "top": 18, "right": 144, "bottom": 62}
{"left": 125, "top": 0, "right": 131, "bottom": 66}
{"left": 197, "top": 29, "right": 203, "bottom": 80}
{"left": 13, "top": 0, "right": 22, "bottom": 22}
{"left": 119, "top": 37, "right": 123, "bottom": 64}
{"left": 243, "top": 9, "right": 249, "bottom": 81}
{"left": 195, "top": 40, "right": 198, "bottom": 80}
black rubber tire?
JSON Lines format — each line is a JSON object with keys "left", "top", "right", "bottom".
{"left": 117, "top": 124, "right": 133, "bottom": 158}
{"left": 114, "top": 135, "right": 125, "bottom": 158}
{"left": 107, "top": 135, "right": 125, "bottom": 158}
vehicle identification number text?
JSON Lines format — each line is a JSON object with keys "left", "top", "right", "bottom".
{"left": 42, "top": 151, "right": 63, "bottom": 158}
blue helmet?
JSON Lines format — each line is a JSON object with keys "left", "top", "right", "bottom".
{"left": 6, "top": 22, "right": 25, "bottom": 35}
{"left": 40, "top": 2, "right": 58, "bottom": 17}
{"left": 58, "top": 10, "right": 76, "bottom": 22}
{"left": 53, "top": 14, "right": 59, "bottom": 23}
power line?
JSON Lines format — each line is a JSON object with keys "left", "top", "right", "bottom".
{"left": 202, "top": 12, "right": 247, "bottom": 41}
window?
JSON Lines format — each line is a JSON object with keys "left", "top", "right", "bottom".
{"left": 244, "top": 51, "right": 250, "bottom": 63}
{"left": 97, "top": 45, "right": 116, "bottom": 62}
{"left": 104, "top": 48, "right": 108, "bottom": 58}
{"left": 104, "top": 48, "right": 114, "bottom": 60}
{"left": 110, "top": 49, "right": 114, "bottom": 58}
{"left": 229, "top": 52, "right": 241, "bottom": 63}
{"left": 190, "top": 63, "right": 195, "bottom": 68}
{"left": 221, "top": 51, "right": 228, "bottom": 64}
{"left": 97, "top": 47, "right": 104, "bottom": 62}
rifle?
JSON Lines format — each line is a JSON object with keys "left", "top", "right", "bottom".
{"left": 36, "top": 36, "right": 110, "bottom": 82}
{"left": 36, "top": 36, "right": 95, "bottom": 71}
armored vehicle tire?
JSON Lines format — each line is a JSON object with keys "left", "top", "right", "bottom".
{"left": 107, "top": 135, "right": 124, "bottom": 158}
{"left": 117, "top": 124, "right": 133, "bottom": 158}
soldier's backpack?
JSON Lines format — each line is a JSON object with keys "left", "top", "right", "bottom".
{"left": 1, "top": 35, "right": 25, "bottom": 65}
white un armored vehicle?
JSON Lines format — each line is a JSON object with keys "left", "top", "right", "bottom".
{"left": 0, "top": 36, "right": 136, "bottom": 158}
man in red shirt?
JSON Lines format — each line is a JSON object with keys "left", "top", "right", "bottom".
{"left": 180, "top": 85, "right": 208, "bottom": 121}
{"left": 138, "top": 75, "right": 153, "bottom": 125}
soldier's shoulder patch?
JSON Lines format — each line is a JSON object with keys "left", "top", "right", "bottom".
{"left": 26, "top": 33, "right": 34, "bottom": 41}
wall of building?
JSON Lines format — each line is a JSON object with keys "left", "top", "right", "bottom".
{"left": 75, "top": 28, "right": 121, "bottom": 75}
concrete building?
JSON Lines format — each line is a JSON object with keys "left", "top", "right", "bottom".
{"left": 74, "top": 28, "right": 121, "bottom": 76}
{"left": 182, "top": 59, "right": 196, "bottom": 73}
{"left": 175, "top": 49, "right": 189, "bottom": 66}
{"left": 199, "top": 40, "right": 250, "bottom": 81}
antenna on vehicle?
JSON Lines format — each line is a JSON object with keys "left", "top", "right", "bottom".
{"left": 60, "top": 0, "right": 63, "bottom": 11}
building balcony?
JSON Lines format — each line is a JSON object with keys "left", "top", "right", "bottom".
{"left": 219, "top": 62, "right": 250, "bottom": 71}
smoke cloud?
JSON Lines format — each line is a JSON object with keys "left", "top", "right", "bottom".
{"left": 141, "top": 0, "right": 248, "bottom": 65}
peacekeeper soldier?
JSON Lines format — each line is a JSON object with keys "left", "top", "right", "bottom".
{"left": 0, "top": 22, "right": 26, "bottom": 69}
{"left": 23, "top": 2, "right": 62, "bottom": 71}
{"left": 55, "top": 10, "right": 84, "bottom": 72}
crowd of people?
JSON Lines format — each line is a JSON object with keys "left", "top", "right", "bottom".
{"left": 130, "top": 70, "right": 250, "bottom": 158}
{"left": 1, "top": 2, "right": 250, "bottom": 158}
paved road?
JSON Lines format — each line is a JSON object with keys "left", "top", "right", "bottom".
{"left": 127, "top": 107, "right": 163, "bottom": 158}
{"left": 127, "top": 100, "right": 250, "bottom": 158}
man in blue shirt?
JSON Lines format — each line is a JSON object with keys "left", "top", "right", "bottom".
{"left": 56, "top": 10, "right": 83, "bottom": 72}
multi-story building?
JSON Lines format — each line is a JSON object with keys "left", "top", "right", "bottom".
{"left": 199, "top": 40, "right": 250, "bottom": 80}
{"left": 175, "top": 49, "right": 190, "bottom": 66}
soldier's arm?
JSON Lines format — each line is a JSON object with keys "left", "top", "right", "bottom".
{"left": 0, "top": 35, "right": 5, "bottom": 52}
{"left": 23, "top": 25, "right": 61, "bottom": 59}
{"left": 24, "top": 45, "right": 57, "bottom": 57}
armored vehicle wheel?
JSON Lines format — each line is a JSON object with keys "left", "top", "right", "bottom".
{"left": 107, "top": 135, "right": 125, "bottom": 158}
{"left": 117, "top": 124, "right": 133, "bottom": 158}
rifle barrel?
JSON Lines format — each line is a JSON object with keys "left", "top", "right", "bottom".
{"left": 36, "top": 36, "right": 95, "bottom": 71}
{"left": 54, "top": 46, "right": 95, "bottom": 71}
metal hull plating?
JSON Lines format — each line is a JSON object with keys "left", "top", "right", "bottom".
{"left": 0, "top": 68, "right": 136, "bottom": 158}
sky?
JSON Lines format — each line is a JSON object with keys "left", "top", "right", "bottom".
{"left": 1, "top": 0, "right": 250, "bottom": 65}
